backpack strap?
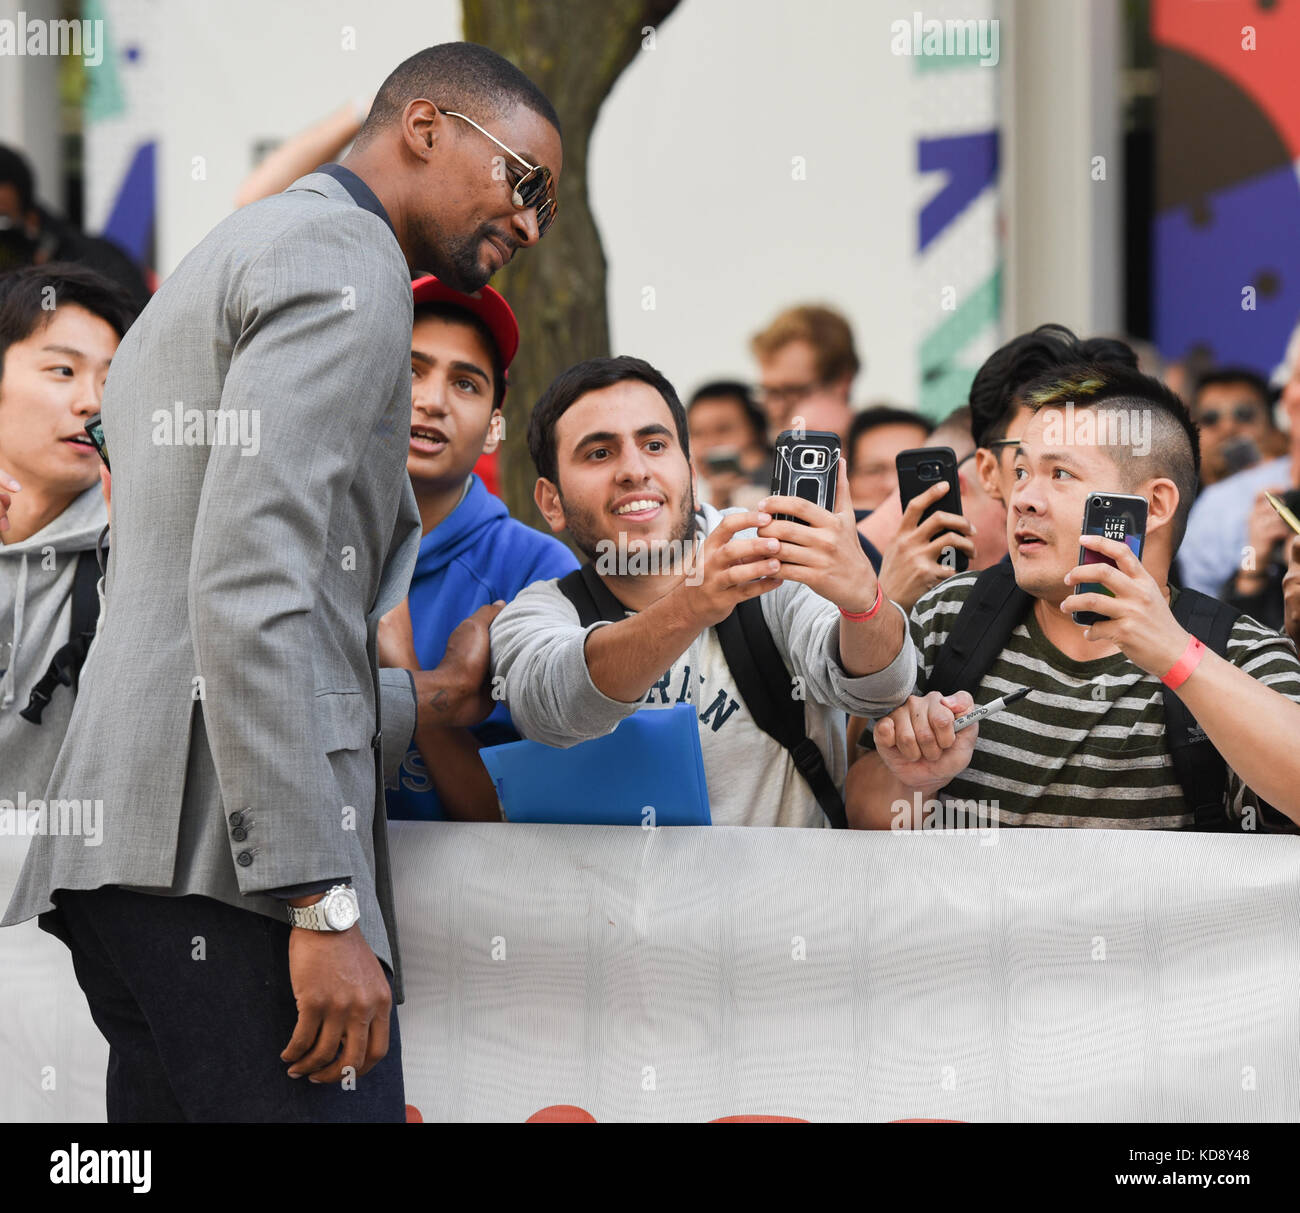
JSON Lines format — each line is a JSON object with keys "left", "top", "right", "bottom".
{"left": 557, "top": 563, "right": 848, "bottom": 828}
{"left": 557, "top": 564, "right": 627, "bottom": 627}
{"left": 927, "top": 560, "right": 1033, "bottom": 697}
{"left": 20, "top": 548, "right": 103, "bottom": 725}
{"left": 716, "top": 598, "right": 848, "bottom": 829}
{"left": 1165, "top": 586, "right": 1241, "bottom": 831}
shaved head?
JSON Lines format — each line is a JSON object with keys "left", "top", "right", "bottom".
{"left": 356, "top": 42, "right": 560, "bottom": 146}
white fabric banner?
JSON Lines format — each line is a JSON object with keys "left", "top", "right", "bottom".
{"left": 3, "top": 825, "right": 1300, "bottom": 1122}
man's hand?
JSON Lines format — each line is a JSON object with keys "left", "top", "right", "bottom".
{"left": 1281, "top": 534, "right": 1300, "bottom": 647}
{"left": 0, "top": 469, "right": 19, "bottom": 535}
{"left": 873, "top": 690, "right": 977, "bottom": 794}
{"left": 413, "top": 600, "right": 504, "bottom": 728}
{"left": 1060, "top": 534, "right": 1187, "bottom": 676}
{"left": 1235, "top": 487, "right": 1290, "bottom": 597}
{"left": 757, "top": 456, "right": 877, "bottom": 612}
{"left": 878, "top": 480, "right": 977, "bottom": 611}
{"left": 675, "top": 508, "right": 783, "bottom": 628}
{"left": 377, "top": 596, "right": 419, "bottom": 668}
{"left": 281, "top": 920, "right": 392, "bottom": 1083}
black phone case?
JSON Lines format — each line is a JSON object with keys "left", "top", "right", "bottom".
{"left": 770, "top": 430, "right": 840, "bottom": 523}
{"left": 895, "top": 446, "right": 967, "bottom": 573}
{"left": 1072, "top": 492, "right": 1148, "bottom": 625}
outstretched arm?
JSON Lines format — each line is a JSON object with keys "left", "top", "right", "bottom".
{"left": 234, "top": 97, "right": 371, "bottom": 208}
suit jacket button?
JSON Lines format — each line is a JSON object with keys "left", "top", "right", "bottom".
{"left": 236, "top": 851, "right": 253, "bottom": 867}
{"left": 228, "top": 811, "right": 244, "bottom": 827}
{"left": 231, "top": 826, "right": 248, "bottom": 842}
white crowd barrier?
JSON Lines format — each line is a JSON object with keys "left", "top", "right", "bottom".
{"left": 4, "top": 824, "right": 1299, "bottom": 1122}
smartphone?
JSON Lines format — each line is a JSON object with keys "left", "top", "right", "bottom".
{"left": 895, "top": 446, "right": 967, "bottom": 573}
{"left": 703, "top": 448, "right": 744, "bottom": 478}
{"left": 84, "top": 413, "right": 110, "bottom": 471}
{"left": 1072, "top": 492, "right": 1147, "bottom": 625}
{"left": 770, "top": 430, "right": 839, "bottom": 522}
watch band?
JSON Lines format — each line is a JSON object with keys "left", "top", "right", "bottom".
{"left": 286, "top": 884, "right": 357, "bottom": 931}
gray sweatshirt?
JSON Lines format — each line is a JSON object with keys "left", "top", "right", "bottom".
{"left": 490, "top": 503, "right": 917, "bottom": 827}
{"left": 1, "top": 486, "right": 106, "bottom": 811}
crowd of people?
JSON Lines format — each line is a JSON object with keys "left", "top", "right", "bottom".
{"left": 2, "top": 39, "right": 1300, "bottom": 1123}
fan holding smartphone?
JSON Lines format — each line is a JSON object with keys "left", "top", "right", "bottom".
{"left": 1071, "top": 493, "right": 1148, "bottom": 625}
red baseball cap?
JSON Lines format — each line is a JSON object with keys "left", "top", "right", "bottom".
{"left": 410, "top": 274, "right": 519, "bottom": 372}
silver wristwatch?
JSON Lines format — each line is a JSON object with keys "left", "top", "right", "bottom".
{"left": 286, "top": 884, "right": 360, "bottom": 932}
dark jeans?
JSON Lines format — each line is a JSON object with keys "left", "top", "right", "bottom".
{"left": 45, "top": 886, "right": 405, "bottom": 1123}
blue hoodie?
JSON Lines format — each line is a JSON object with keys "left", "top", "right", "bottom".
{"left": 386, "top": 475, "right": 578, "bottom": 820}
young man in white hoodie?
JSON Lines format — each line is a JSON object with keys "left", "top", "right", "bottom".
{"left": 0, "top": 264, "right": 136, "bottom": 831}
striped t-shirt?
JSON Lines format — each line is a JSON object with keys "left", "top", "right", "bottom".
{"left": 869, "top": 571, "right": 1300, "bottom": 831}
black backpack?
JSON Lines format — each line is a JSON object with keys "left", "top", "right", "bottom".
{"left": 20, "top": 547, "right": 103, "bottom": 725}
{"left": 557, "top": 563, "right": 848, "bottom": 828}
{"left": 927, "top": 560, "right": 1245, "bottom": 831}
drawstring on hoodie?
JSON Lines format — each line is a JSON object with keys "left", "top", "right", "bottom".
{"left": 0, "top": 551, "right": 28, "bottom": 709}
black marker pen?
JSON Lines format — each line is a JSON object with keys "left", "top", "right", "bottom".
{"left": 952, "top": 687, "right": 1030, "bottom": 733}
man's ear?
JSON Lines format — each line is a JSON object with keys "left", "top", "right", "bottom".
{"left": 482, "top": 410, "right": 503, "bottom": 457}
{"left": 1142, "top": 477, "right": 1180, "bottom": 540}
{"left": 534, "top": 477, "right": 566, "bottom": 534}
{"left": 974, "top": 448, "right": 1003, "bottom": 504}
{"left": 403, "top": 98, "right": 441, "bottom": 158}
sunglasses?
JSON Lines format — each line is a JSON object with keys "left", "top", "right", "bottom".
{"left": 444, "top": 110, "right": 558, "bottom": 237}
{"left": 1197, "top": 403, "right": 1261, "bottom": 427}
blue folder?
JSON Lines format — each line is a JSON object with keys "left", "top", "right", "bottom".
{"left": 480, "top": 703, "right": 712, "bottom": 826}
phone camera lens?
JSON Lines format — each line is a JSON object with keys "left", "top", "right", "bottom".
{"left": 1092, "top": 497, "right": 1103, "bottom": 508}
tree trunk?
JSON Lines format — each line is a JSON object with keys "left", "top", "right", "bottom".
{"left": 462, "top": 0, "right": 682, "bottom": 526}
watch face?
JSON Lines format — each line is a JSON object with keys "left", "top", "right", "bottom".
{"left": 324, "top": 891, "right": 359, "bottom": 931}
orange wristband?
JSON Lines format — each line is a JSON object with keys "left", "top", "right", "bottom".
{"left": 840, "top": 583, "right": 884, "bottom": 622}
{"left": 1161, "top": 636, "right": 1206, "bottom": 690}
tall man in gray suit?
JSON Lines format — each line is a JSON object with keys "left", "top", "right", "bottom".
{"left": 2, "top": 42, "right": 563, "bottom": 1122}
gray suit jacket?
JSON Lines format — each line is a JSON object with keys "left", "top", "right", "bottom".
{"left": 3, "top": 172, "right": 422, "bottom": 999}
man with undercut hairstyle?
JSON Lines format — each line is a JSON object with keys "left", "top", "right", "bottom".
{"left": 855, "top": 325, "right": 1138, "bottom": 576}
{"left": 848, "top": 363, "right": 1300, "bottom": 833}
{"left": 4, "top": 41, "right": 563, "bottom": 1123}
